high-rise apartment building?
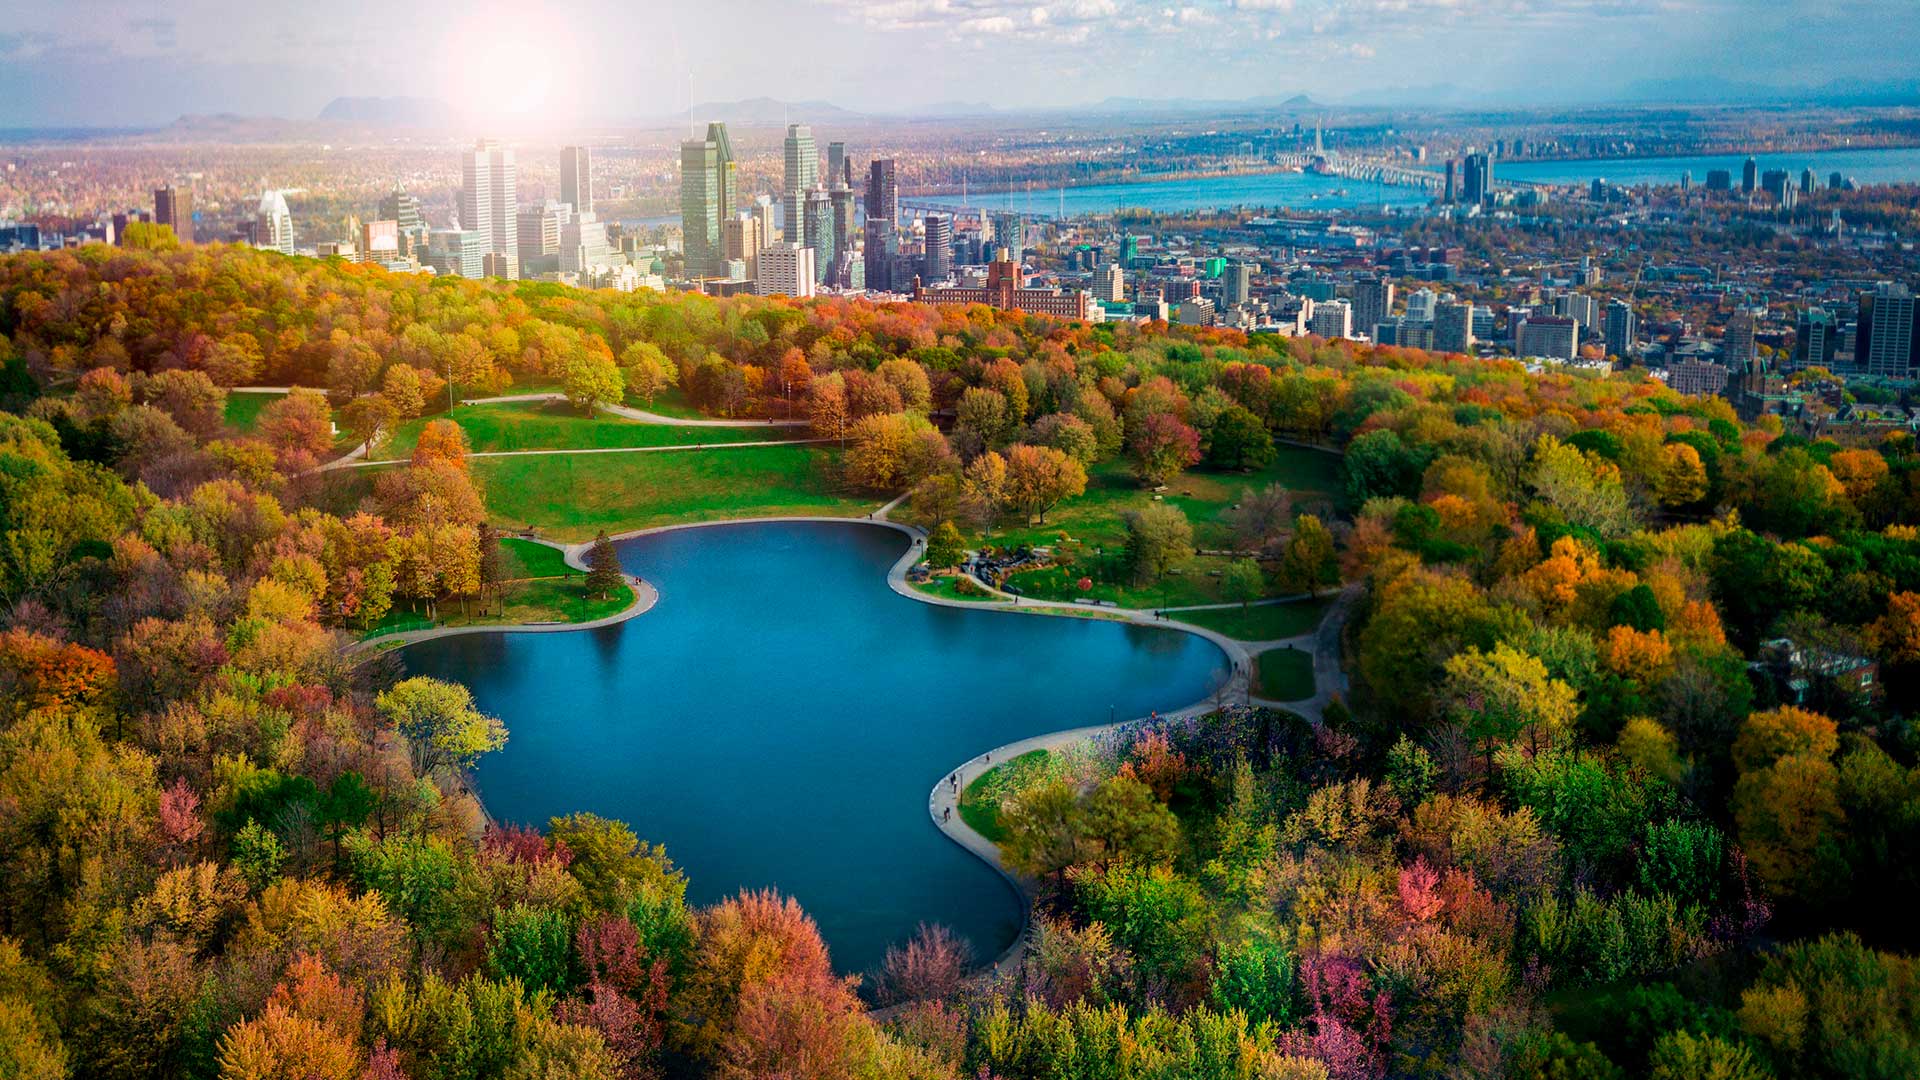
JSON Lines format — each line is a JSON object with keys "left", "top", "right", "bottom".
{"left": 1858, "top": 282, "right": 1918, "bottom": 379}
{"left": 560, "top": 145, "right": 592, "bottom": 216}
{"left": 517, "top": 202, "right": 568, "bottom": 258}
{"left": 1406, "top": 288, "right": 1438, "bottom": 321}
{"left": 1795, "top": 308, "right": 1837, "bottom": 368}
{"left": 680, "top": 138, "right": 721, "bottom": 278}
{"left": 756, "top": 242, "right": 816, "bottom": 298}
{"left": 358, "top": 220, "right": 400, "bottom": 266}
{"left": 1605, "top": 299, "right": 1637, "bottom": 360}
{"left": 459, "top": 139, "right": 518, "bottom": 277}
{"left": 1096, "top": 263, "right": 1127, "bottom": 303}
{"left": 782, "top": 125, "right": 818, "bottom": 244}
{"left": 1723, "top": 311, "right": 1757, "bottom": 371}
{"left": 1741, "top": 156, "right": 1759, "bottom": 194}
{"left": 1517, "top": 315, "right": 1579, "bottom": 360}
{"left": 1434, "top": 300, "right": 1475, "bottom": 353}
{"left": 1222, "top": 261, "right": 1252, "bottom": 307}
{"left": 560, "top": 214, "right": 611, "bottom": 275}
{"left": 722, "top": 212, "right": 763, "bottom": 278}
{"left": 922, "top": 214, "right": 953, "bottom": 282}
{"left": 153, "top": 184, "right": 193, "bottom": 243}
{"left": 1351, "top": 278, "right": 1394, "bottom": 340}
{"left": 1308, "top": 300, "right": 1353, "bottom": 340}
{"left": 427, "top": 229, "right": 485, "bottom": 278}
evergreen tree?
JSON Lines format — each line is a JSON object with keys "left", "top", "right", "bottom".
{"left": 585, "top": 532, "right": 623, "bottom": 599}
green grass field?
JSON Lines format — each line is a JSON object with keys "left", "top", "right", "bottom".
{"left": 958, "top": 749, "right": 1049, "bottom": 843}
{"left": 499, "top": 536, "right": 572, "bottom": 578}
{"left": 1253, "top": 646, "right": 1316, "bottom": 701}
{"left": 1171, "top": 597, "right": 1332, "bottom": 641}
{"left": 625, "top": 386, "right": 713, "bottom": 419}
{"left": 972, "top": 448, "right": 1343, "bottom": 608}
{"left": 911, "top": 575, "right": 1009, "bottom": 603}
{"left": 470, "top": 443, "right": 873, "bottom": 542}
{"left": 223, "top": 390, "right": 286, "bottom": 434}
{"left": 382, "top": 400, "right": 789, "bottom": 459}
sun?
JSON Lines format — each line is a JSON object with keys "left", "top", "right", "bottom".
{"left": 444, "top": 25, "right": 556, "bottom": 128}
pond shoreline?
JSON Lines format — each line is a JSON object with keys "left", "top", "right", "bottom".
{"left": 365, "top": 513, "right": 1248, "bottom": 973}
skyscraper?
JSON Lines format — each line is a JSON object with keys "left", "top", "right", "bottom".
{"left": 990, "top": 212, "right": 1025, "bottom": 261}
{"left": 922, "top": 214, "right": 952, "bottom": 282}
{"left": 560, "top": 145, "right": 592, "bottom": 216}
{"left": 1605, "top": 299, "right": 1637, "bottom": 360}
{"left": 680, "top": 138, "right": 721, "bottom": 278}
{"left": 708, "top": 123, "right": 736, "bottom": 223}
{"left": 826, "top": 142, "right": 846, "bottom": 185}
{"left": 804, "top": 189, "right": 835, "bottom": 285}
{"left": 153, "top": 184, "right": 193, "bottom": 243}
{"left": 1462, "top": 153, "right": 1493, "bottom": 205}
{"left": 1741, "top": 156, "right": 1759, "bottom": 194}
{"left": 782, "top": 125, "right": 818, "bottom": 244}
{"left": 864, "top": 159, "right": 898, "bottom": 292}
{"left": 722, "top": 212, "right": 763, "bottom": 278}
{"left": 460, "top": 139, "right": 518, "bottom": 277}
{"left": 254, "top": 190, "right": 294, "bottom": 254}
{"left": 865, "top": 159, "right": 897, "bottom": 226}
{"left": 1443, "top": 160, "right": 1457, "bottom": 204}
{"left": 830, "top": 176, "right": 857, "bottom": 280}
{"left": 1222, "top": 261, "right": 1252, "bottom": 307}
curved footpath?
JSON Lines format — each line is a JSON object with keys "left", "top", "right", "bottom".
{"left": 461, "top": 392, "right": 812, "bottom": 428}
{"left": 923, "top": 579, "right": 1358, "bottom": 978}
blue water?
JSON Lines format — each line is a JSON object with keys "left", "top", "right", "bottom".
{"left": 955, "top": 171, "right": 1431, "bottom": 216}
{"left": 400, "top": 521, "right": 1227, "bottom": 973}
{"left": 1491, "top": 145, "right": 1920, "bottom": 188}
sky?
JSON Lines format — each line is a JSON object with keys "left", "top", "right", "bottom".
{"left": 0, "top": 0, "right": 1915, "bottom": 129}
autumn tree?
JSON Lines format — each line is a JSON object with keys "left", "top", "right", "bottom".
{"left": 925, "top": 521, "right": 965, "bottom": 569}
{"left": 1001, "top": 444, "right": 1087, "bottom": 524}
{"left": 1122, "top": 504, "right": 1195, "bottom": 585}
{"left": 619, "top": 342, "right": 678, "bottom": 405}
{"left": 375, "top": 676, "right": 508, "bottom": 779}
{"left": 1128, "top": 412, "right": 1202, "bottom": 486}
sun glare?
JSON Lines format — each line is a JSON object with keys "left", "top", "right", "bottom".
{"left": 444, "top": 23, "right": 561, "bottom": 129}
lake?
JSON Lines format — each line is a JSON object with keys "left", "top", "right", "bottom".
{"left": 400, "top": 520, "right": 1228, "bottom": 973}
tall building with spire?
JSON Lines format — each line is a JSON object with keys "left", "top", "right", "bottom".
{"left": 782, "top": 124, "right": 818, "bottom": 244}
{"left": 707, "top": 122, "right": 737, "bottom": 224}
{"left": 560, "top": 146, "right": 592, "bottom": 216}
{"left": 680, "top": 137, "right": 721, "bottom": 278}
{"left": 459, "top": 139, "right": 519, "bottom": 277}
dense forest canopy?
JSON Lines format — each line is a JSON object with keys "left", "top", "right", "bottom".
{"left": 1, "top": 243, "right": 1918, "bottom": 1079}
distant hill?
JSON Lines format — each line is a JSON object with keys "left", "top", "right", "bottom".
{"left": 318, "top": 96, "right": 458, "bottom": 128}
{"left": 667, "top": 97, "right": 868, "bottom": 127}
{"left": 1620, "top": 76, "right": 1920, "bottom": 107}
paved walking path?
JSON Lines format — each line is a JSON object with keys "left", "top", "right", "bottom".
{"left": 921, "top": 576, "right": 1359, "bottom": 976}
{"left": 325, "top": 437, "right": 830, "bottom": 470}
{"left": 349, "top": 534, "right": 658, "bottom": 654}
{"left": 461, "top": 392, "right": 812, "bottom": 428}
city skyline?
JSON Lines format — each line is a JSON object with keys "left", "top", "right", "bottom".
{"left": 2, "top": 0, "right": 1919, "bottom": 129}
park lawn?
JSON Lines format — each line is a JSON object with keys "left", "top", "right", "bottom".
{"left": 1171, "top": 597, "right": 1332, "bottom": 641}
{"left": 959, "top": 749, "right": 1049, "bottom": 843}
{"left": 469, "top": 443, "right": 874, "bottom": 542}
{"left": 223, "top": 390, "right": 285, "bottom": 433}
{"left": 978, "top": 447, "right": 1344, "bottom": 608}
{"left": 1254, "top": 646, "right": 1316, "bottom": 702}
{"left": 359, "top": 575, "right": 633, "bottom": 640}
{"left": 624, "top": 386, "right": 711, "bottom": 419}
{"left": 1003, "top": 557, "right": 1243, "bottom": 609}
{"left": 499, "top": 536, "right": 572, "bottom": 578}
{"left": 381, "top": 400, "right": 787, "bottom": 459}
{"left": 911, "top": 574, "right": 1008, "bottom": 603}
